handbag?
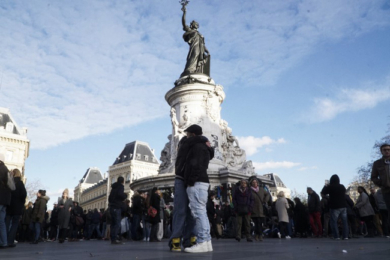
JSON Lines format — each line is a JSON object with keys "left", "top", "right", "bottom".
{"left": 148, "top": 206, "right": 157, "bottom": 218}
{"left": 75, "top": 216, "right": 84, "bottom": 226}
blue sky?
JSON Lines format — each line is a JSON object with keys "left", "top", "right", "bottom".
{"left": 1, "top": 0, "right": 389, "bottom": 203}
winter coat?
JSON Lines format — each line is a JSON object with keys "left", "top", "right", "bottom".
{"left": 355, "top": 192, "right": 375, "bottom": 217}
{"left": 132, "top": 195, "right": 145, "bottom": 215}
{"left": 31, "top": 196, "right": 49, "bottom": 223}
{"left": 307, "top": 191, "right": 321, "bottom": 213}
{"left": 320, "top": 196, "right": 330, "bottom": 214}
{"left": 294, "top": 201, "right": 309, "bottom": 233}
{"left": 109, "top": 182, "right": 127, "bottom": 209}
{"left": 250, "top": 187, "right": 270, "bottom": 218}
{"left": 22, "top": 207, "right": 33, "bottom": 225}
{"left": 183, "top": 136, "right": 214, "bottom": 186}
{"left": 275, "top": 197, "right": 289, "bottom": 223}
{"left": 233, "top": 186, "right": 254, "bottom": 214}
{"left": 374, "top": 189, "right": 387, "bottom": 210}
{"left": 207, "top": 198, "right": 215, "bottom": 221}
{"left": 91, "top": 211, "right": 101, "bottom": 224}
{"left": 321, "top": 174, "right": 347, "bottom": 209}
{"left": 0, "top": 162, "right": 11, "bottom": 206}
{"left": 6, "top": 177, "right": 27, "bottom": 216}
{"left": 148, "top": 192, "right": 161, "bottom": 224}
{"left": 50, "top": 207, "right": 59, "bottom": 225}
{"left": 175, "top": 136, "right": 209, "bottom": 179}
{"left": 58, "top": 197, "right": 73, "bottom": 229}
{"left": 103, "top": 209, "right": 112, "bottom": 225}
{"left": 371, "top": 157, "right": 390, "bottom": 193}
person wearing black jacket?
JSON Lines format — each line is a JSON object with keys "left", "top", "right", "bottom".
{"left": 148, "top": 187, "right": 161, "bottom": 242}
{"left": 321, "top": 174, "right": 349, "bottom": 240}
{"left": 0, "top": 157, "right": 13, "bottom": 249}
{"left": 5, "top": 169, "right": 27, "bottom": 247}
{"left": 307, "top": 187, "right": 322, "bottom": 237}
{"left": 131, "top": 191, "right": 145, "bottom": 240}
{"left": 183, "top": 125, "right": 214, "bottom": 253}
{"left": 49, "top": 203, "right": 59, "bottom": 241}
{"left": 108, "top": 176, "right": 127, "bottom": 244}
{"left": 169, "top": 134, "right": 210, "bottom": 252}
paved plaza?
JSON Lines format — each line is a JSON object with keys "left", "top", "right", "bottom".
{"left": 0, "top": 238, "right": 388, "bottom": 260}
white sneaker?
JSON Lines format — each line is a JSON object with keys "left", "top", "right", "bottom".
{"left": 207, "top": 240, "right": 213, "bottom": 252}
{"left": 14, "top": 240, "right": 18, "bottom": 244}
{"left": 147, "top": 238, "right": 150, "bottom": 242}
{"left": 143, "top": 238, "right": 146, "bottom": 242}
{"left": 285, "top": 236, "right": 291, "bottom": 239}
{"left": 277, "top": 232, "right": 281, "bottom": 239}
{"left": 184, "top": 241, "right": 209, "bottom": 253}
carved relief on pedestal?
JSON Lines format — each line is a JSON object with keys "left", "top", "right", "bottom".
{"left": 159, "top": 135, "right": 172, "bottom": 173}
{"left": 220, "top": 119, "right": 246, "bottom": 168}
{"left": 202, "top": 85, "right": 225, "bottom": 122}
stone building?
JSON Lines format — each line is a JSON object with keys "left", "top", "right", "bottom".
{"left": 73, "top": 141, "right": 159, "bottom": 209}
{"left": 263, "top": 173, "right": 291, "bottom": 201}
{"left": 0, "top": 107, "right": 30, "bottom": 180}
{"left": 74, "top": 167, "right": 108, "bottom": 210}
{"left": 107, "top": 141, "right": 159, "bottom": 202}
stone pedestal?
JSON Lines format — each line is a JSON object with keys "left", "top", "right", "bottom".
{"left": 158, "top": 74, "right": 254, "bottom": 176}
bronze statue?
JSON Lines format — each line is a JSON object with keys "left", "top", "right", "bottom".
{"left": 180, "top": 2, "right": 210, "bottom": 77}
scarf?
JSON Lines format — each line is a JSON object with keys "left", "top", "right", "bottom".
{"left": 239, "top": 186, "right": 247, "bottom": 193}
{"left": 251, "top": 186, "right": 259, "bottom": 193}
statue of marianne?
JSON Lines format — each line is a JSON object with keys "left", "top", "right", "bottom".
{"left": 180, "top": 5, "right": 210, "bottom": 77}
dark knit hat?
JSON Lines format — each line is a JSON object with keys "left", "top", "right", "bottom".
{"left": 184, "top": 124, "right": 203, "bottom": 135}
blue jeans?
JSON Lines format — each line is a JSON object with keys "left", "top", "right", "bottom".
{"left": 5, "top": 215, "right": 21, "bottom": 245}
{"left": 89, "top": 224, "right": 102, "bottom": 239}
{"left": 131, "top": 214, "right": 141, "bottom": 240}
{"left": 110, "top": 208, "right": 121, "bottom": 242}
{"left": 187, "top": 182, "right": 211, "bottom": 243}
{"left": 29, "top": 222, "right": 41, "bottom": 241}
{"left": 169, "top": 178, "right": 196, "bottom": 246}
{"left": 330, "top": 208, "right": 349, "bottom": 239}
{"left": 142, "top": 215, "right": 151, "bottom": 239}
{"left": 0, "top": 205, "right": 7, "bottom": 246}
{"left": 126, "top": 218, "right": 132, "bottom": 240}
{"left": 287, "top": 217, "right": 294, "bottom": 236}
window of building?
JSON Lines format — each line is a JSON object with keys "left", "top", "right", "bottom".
{"left": 129, "top": 153, "right": 133, "bottom": 159}
{"left": 136, "top": 153, "right": 141, "bottom": 160}
{"left": 144, "top": 155, "right": 149, "bottom": 161}
{"left": 126, "top": 173, "right": 130, "bottom": 181}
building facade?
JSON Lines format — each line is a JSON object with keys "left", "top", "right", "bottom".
{"left": 73, "top": 141, "right": 159, "bottom": 209}
{"left": 0, "top": 107, "right": 30, "bottom": 179}
{"left": 262, "top": 173, "right": 291, "bottom": 201}
{"left": 107, "top": 141, "right": 159, "bottom": 203}
{"left": 74, "top": 167, "right": 108, "bottom": 210}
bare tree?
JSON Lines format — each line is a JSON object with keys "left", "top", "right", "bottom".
{"left": 353, "top": 119, "right": 390, "bottom": 188}
{"left": 290, "top": 188, "right": 307, "bottom": 205}
{"left": 25, "top": 179, "right": 44, "bottom": 202}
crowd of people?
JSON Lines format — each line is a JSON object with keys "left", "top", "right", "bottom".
{"left": 0, "top": 129, "right": 389, "bottom": 254}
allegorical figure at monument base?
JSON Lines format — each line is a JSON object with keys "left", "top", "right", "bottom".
{"left": 181, "top": 5, "right": 210, "bottom": 77}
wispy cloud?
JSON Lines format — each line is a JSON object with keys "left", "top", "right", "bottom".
{"left": 253, "top": 161, "right": 301, "bottom": 171}
{"left": 237, "top": 136, "right": 286, "bottom": 156}
{"left": 298, "top": 166, "right": 318, "bottom": 171}
{"left": 0, "top": 1, "right": 389, "bottom": 149}
{"left": 304, "top": 84, "right": 390, "bottom": 123}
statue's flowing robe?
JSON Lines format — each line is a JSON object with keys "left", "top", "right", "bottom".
{"left": 182, "top": 26, "right": 206, "bottom": 76}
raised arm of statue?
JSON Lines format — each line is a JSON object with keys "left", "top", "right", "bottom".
{"left": 182, "top": 6, "right": 188, "bottom": 31}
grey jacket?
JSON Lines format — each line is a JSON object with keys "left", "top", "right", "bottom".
{"left": 355, "top": 192, "right": 375, "bottom": 217}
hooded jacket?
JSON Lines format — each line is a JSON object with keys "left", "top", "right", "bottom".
{"left": 307, "top": 191, "right": 321, "bottom": 213}
{"left": 321, "top": 174, "right": 347, "bottom": 209}
{"left": 109, "top": 182, "right": 127, "bottom": 209}
{"left": 175, "top": 136, "right": 209, "bottom": 180}
{"left": 31, "top": 196, "right": 50, "bottom": 223}
{"left": 183, "top": 136, "right": 214, "bottom": 186}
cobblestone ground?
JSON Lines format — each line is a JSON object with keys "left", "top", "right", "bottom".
{"left": 0, "top": 237, "right": 388, "bottom": 260}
